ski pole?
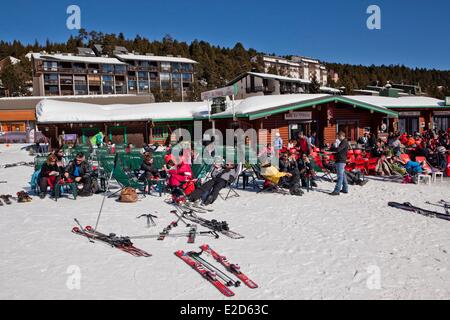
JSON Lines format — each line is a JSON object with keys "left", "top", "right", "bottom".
{"left": 94, "top": 153, "right": 119, "bottom": 233}
{"left": 188, "top": 252, "right": 240, "bottom": 287}
{"left": 74, "top": 218, "right": 95, "bottom": 243}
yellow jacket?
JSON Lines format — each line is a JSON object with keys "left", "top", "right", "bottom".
{"left": 261, "top": 165, "right": 288, "bottom": 185}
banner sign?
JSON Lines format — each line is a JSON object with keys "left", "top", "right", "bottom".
{"left": 399, "top": 112, "right": 420, "bottom": 117}
{"left": 434, "top": 111, "right": 450, "bottom": 116}
{"left": 285, "top": 111, "right": 312, "bottom": 121}
{"left": 64, "top": 134, "right": 77, "bottom": 141}
{"left": 201, "top": 84, "right": 239, "bottom": 100}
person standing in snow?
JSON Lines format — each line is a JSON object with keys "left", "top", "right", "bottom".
{"left": 330, "top": 132, "right": 350, "bottom": 196}
{"left": 273, "top": 133, "right": 283, "bottom": 158}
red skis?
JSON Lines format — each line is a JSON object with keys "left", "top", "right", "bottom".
{"left": 200, "top": 244, "right": 258, "bottom": 289}
{"left": 175, "top": 250, "right": 235, "bottom": 297}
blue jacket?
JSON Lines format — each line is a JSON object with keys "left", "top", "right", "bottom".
{"left": 405, "top": 161, "right": 423, "bottom": 174}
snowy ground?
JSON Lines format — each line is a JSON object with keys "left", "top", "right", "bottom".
{"left": 0, "top": 144, "right": 449, "bottom": 300}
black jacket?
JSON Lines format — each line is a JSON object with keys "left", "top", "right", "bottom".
{"left": 65, "top": 160, "right": 91, "bottom": 178}
{"left": 140, "top": 161, "right": 159, "bottom": 177}
{"left": 40, "top": 163, "right": 60, "bottom": 178}
{"left": 335, "top": 139, "right": 350, "bottom": 163}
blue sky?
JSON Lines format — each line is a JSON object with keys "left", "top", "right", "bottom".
{"left": 0, "top": 0, "right": 449, "bottom": 70}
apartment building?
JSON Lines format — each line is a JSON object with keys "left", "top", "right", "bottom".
{"left": 251, "top": 55, "right": 330, "bottom": 85}
{"left": 30, "top": 47, "right": 197, "bottom": 100}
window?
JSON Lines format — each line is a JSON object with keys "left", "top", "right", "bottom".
{"left": 43, "top": 61, "right": 57, "bottom": 71}
{"left": 161, "top": 62, "right": 171, "bottom": 71}
{"left": 171, "top": 63, "right": 180, "bottom": 72}
{"left": 337, "top": 120, "right": 359, "bottom": 142}
{"left": 182, "top": 63, "right": 193, "bottom": 72}
{"left": 160, "top": 72, "right": 170, "bottom": 81}
{"left": 139, "top": 61, "right": 149, "bottom": 68}
{"left": 102, "top": 64, "right": 114, "bottom": 74}
{"left": 172, "top": 73, "right": 181, "bottom": 82}
{"left": 153, "top": 127, "right": 169, "bottom": 139}
{"left": 398, "top": 117, "right": 419, "bottom": 134}
{"left": 138, "top": 71, "right": 149, "bottom": 80}
{"left": 128, "top": 80, "right": 137, "bottom": 92}
{"left": 102, "top": 75, "right": 114, "bottom": 94}
{"left": 44, "top": 73, "right": 58, "bottom": 84}
{"left": 60, "top": 74, "right": 73, "bottom": 85}
{"left": 115, "top": 65, "right": 127, "bottom": 74}
{"left": 149, "top": 72, "right": 158, "bottom": 80}
{"left": 434, "top": 116, "right": 450, "bottom": 132}
{"left": 182, "top": 73, "right": 192, "bottom": 82}
{"left": 138, "top": 80, "right": 149, "bottom": 92}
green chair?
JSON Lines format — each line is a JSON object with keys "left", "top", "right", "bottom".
{"left": 103, "top": 160, "right": 147, "bottom": 198}
{"left": 34, "top": 156, "right": 48, "bottom": 171}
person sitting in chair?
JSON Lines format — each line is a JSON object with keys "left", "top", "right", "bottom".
{"left": 298, "top": 153, "right": 318, "bottom": 188}
{"left": 189, "top": 162, "right": 238, "bottom": 206}
{"left": 166, "top": 157, "right": 194, "bottom": 196}
{"left": 64, "top": 153, "right": 93, "bottom": 197}
{"left": 38, "top": 154, "right": 62, "bottom": 199}
{"left": 139, "top": 152, "right": 160, "bottom": 193}
{"left": 260, "top": 162, "right": 303, "bottom": 196}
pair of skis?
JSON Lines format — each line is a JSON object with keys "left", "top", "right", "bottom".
{"left": 175, "top": 245, "right": 258, "bottom": 297}
{"left": 181, "top": 210, "right": 244, "bottom": 239}
{"left": 72, "top": 223, "right": 152, "bottom": 257}
{"left": 388, "top": 202, "right": 450, "bottom": 222}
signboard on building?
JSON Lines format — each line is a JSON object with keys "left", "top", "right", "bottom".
{"left": 201, "top": 84, "right": 239, "bottom": 100}
{"left": 399, "top": 112, "right": 420, "bottom": 117}
{"left": 434, "top": 111, "right": 450, "bottom": 116}
{"left": 285, "top": 111, "right": 312, "bottom": 121}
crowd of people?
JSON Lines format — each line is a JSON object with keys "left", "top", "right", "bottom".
{"left": 35, "top": 127, "right": 449, "bottom": 204}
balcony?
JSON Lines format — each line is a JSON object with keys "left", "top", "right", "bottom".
{"left": 73, "top": 68, "right": 88, "bottom": 74}
{"left": 60, "top": 90, "right": 74, "bottom": 96}
{"left": 44, "top": 80, "right": 58, "bottom": 85}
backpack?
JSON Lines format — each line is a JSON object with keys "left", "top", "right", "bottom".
{"left": 119, "top": 187, "right": 138, "bottom": 203}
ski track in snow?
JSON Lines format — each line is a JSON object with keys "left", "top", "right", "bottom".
{"left": 0, "top": 144, "right": 449, "bottom": 300}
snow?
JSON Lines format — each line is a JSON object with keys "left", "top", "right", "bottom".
{"left": 115, "top": 54, "right": 198, "bottom": 64}
{"left": 31, "top": 53, "right": 126, "bottom": 65}
{"left": 36, "top": 100, "right": 207, "bottom": 123}
{"left": 212, "top": 94, "right": 330, "bottom": 118}
{"left": 1, "top": 144, "right": 450, "bottom": 300}
{"left": 320, "top": 86, "right": 342, "bottom": 93}
{"left": 346, "top": 95, "right": 445, "bottom": 108}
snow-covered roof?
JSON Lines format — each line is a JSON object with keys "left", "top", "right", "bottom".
{"left": 31, "top": 53, "right": 126, "bottom": 65}
{"left": 247, "top": 72, "right": 311, "bottom": 84}
{"left": 320, "top": 86, "right": 342, "bottom": 93}
{"left": 36, "top": 99, "right": 207, "bottom": 124}
{"left": 36, "top": 94, "right": 448, "bottom": 124}
{"left": 115, "top": 53, "right": 198, "bottom": 64}
{"left": 1, "top": 94, "right": 134, "bottom": 101}
{"left": 345, "top": 95, "right": 445, "bottom": 108}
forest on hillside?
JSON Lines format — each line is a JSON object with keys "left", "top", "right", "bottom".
{"left": 1, "top": 29, "right": 449, "bottom": 99}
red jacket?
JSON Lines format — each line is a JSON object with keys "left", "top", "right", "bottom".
{"left": 168, "top": 162, "right": 192, "bottom": 188}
